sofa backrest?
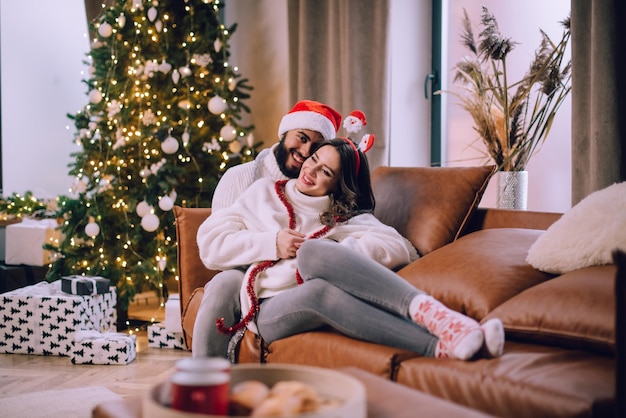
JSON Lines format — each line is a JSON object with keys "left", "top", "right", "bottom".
{"left": 371, "top": 165, "right": 495, "bottom": 256}
{"left": 462, "top": 207, "right": 562, "bottom": 235}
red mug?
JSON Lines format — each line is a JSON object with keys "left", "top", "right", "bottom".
{"left": 170, "top": 370, "right": 230, "bottom": 415}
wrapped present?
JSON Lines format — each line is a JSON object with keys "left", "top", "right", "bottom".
{"left": 71, "top": 330, "right": 136, "bottom": 365}
{"left": 148, "top": 322, "right": 185, "bottom": 350}
{"left": 0, "top": 263, "right": 50, "bottom": 293}
{"left": 5, "top": 218, "right": 61, "bottom": 267}
{"left": 164, "top": 294, "right": 182, "bottom": 333}
{"left": 0, "top": 263, "right": 29, "bottom": 293}
{"left": 0, "top": 281, "right": 117, "bottom": 356}
{"left": 61, "top": 275, "right": 110, "bottom": 295}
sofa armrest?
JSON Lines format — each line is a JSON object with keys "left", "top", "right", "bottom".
{"left": 173, "top": 206, "right": 220, "bottom": 330}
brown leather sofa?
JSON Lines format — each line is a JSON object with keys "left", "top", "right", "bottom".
{"left": 174, "top": 166, "right": 617, "bottom": 418}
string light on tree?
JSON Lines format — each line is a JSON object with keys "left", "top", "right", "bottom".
{"left": 46, "top": 0, "right": 259, "bottom": 312}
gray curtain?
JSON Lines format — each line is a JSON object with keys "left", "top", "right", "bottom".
{"left": 286, "top": 0, "right": 389, "bottom": 169}
{"left": 571, "top": 0, "right": 626, "bottom": 204}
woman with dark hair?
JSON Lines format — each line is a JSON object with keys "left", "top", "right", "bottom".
{"left": 195, "top": 138, "right": 504, "bottom": 361}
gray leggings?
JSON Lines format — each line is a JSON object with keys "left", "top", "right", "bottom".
{"left": 192, "top": 240, "right": 438, "bottom": 358}
{"left": 257, "top": 240, "right": 437, "bottom": 357}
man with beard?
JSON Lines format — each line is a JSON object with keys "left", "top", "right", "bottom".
{"left": 193, "top": 100, "right": 342, "bottom": 358}
{"left": 211, "top": 100, "right": 342, "bottom": 211}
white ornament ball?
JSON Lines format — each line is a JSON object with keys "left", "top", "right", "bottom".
{"left": 161, "top": 136, "right": 179, "bottom": 154}
{"left": 85, "top": 222, "right": 100, "bottom": 237}
{"left": 172, "top": 69, "right": 180, "bottom": 84}
{"left": 118, "top": 14, "right": 126, "bottom": 28}
{"left": 141, "top": 213, "right": 160, "bottom": 232}
{"left": 182, "top": 131, "right": 190, "bottom": 146}
{"left": 158, "top": 196, "right": 174, "bottom": 211}
{"left": 155, "top": 20, "right": 163, "bottom": 32}
{"left": 136, "top": 200, "right": 152, "bottom": 217}
{"left": 88, "top": 89, "right": 103, "bottom": 104}
{"left": 220, "top": 125, "right": 237, "bottom": 141}
{"left": 98, "top": 22, "right": 113, "bottom": 38}
{"left": 208, "top": 96, "right": 228, "bottom": 114}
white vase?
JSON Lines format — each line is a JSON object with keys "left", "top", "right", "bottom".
{"left": 497, "top": 170, "right": 528, "bottom": 210}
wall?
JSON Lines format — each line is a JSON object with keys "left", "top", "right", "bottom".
{"left": 1, "top": 0, "right": 89, "bottom": 198}
{"left": 445, "top": 0, "right": 571, "bottom": 212}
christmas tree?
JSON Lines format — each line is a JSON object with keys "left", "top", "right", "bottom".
{"left": 46, "top": 0, "right": 257, "bottom": 312}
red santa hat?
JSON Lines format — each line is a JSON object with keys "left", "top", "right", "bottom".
{"left": 278, "top": 100, "right": 342, "bottom": 140}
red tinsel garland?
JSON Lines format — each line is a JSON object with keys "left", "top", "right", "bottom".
{"left": 216, "top": 180, "right": 332, "bottom": 335}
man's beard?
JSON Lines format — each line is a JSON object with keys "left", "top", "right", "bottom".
{"left": 275, "top": 141, "right": 300, "bottom": 178}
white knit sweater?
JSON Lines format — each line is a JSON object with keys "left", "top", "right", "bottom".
{"left": 197, "top": 178, "right": 417, "bottom": 334}
{"left": 211, "top": 144, "right": 287, "bottom": 211}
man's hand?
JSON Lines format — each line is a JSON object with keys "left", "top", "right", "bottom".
{"left": 276, "top": 229, "right": 306, "bottom": 259}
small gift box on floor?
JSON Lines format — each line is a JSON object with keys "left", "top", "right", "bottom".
{"left": 5, "top": 218, "right": 61, "bottom": 266}
{"left": 61, "top": 275, "right": 110, "bottom": 295}
{"left": 164, "top": 294, "right": 182, "bottom": 334}
{"left": 71, "top": 330, "right": 136, "bottom": 365}
{"left": 148, "top": 322, "right": 185, "bottom": 350}
{"left": 0, "top": 281, "right": 117, "bottom": 356}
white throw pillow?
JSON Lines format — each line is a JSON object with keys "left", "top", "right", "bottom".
{"left": 526, "top": 181, "right": 626, "bottom": 274}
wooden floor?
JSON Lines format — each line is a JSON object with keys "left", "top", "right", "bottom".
{"left": 0, "top": 291, "right": 191, "bottom": 399}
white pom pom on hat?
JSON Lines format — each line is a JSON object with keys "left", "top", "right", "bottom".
{"left": 278, "top": 100, "right": 342, "bottom": 140}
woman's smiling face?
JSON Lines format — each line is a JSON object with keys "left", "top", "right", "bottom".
{"left": 295, "top": 145, "right": 341, "bottom": 197}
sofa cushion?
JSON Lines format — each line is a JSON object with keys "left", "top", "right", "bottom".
{"left": 262, "top": 330, "right": 419, "bottom": 379}
{"left": 371, "top": 166, "right": 495, "bottom": 256}
{"left": 397, "top": 228, "right": 553, "bottom": 321}
{"left": 526, "top": 181, "right": 626, "bottom": 274}
{"left": 395, "top": 341, "right": 615, "bottom": 418}
{"left": 342, "top": 367, "right": 495, "bottom": 418}
{"left": 483, "top": 265, "right": 616, "bottom": 354}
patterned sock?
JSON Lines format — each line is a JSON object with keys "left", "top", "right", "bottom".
{"left": 481, "top": 318, "right": 505, "bottom": 358}
{"left": 410, "top": 294, "right": 483, "bottom": 360}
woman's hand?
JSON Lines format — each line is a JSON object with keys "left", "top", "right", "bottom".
{"left": 276, "top": 229, "right": 306, "bottom": 259}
